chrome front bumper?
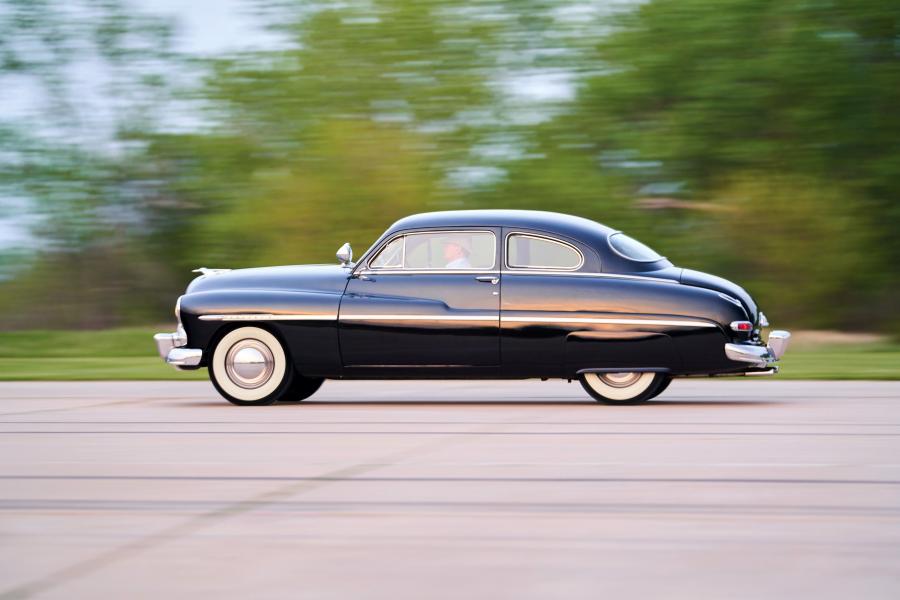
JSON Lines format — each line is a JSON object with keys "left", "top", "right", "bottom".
{"left": 725, "top": 330, "right": 791, "bottom": 369}
{"left": 153, "top": 325, "right": 202, "bottom": 368}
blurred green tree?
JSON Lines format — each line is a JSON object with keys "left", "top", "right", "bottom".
{"left": 494, "top": 0, "right": 899, "bottom": 330}
{"left": 0, "top": 0, "right": 179, "bottom": 327}
{"left": 1, "top": 0, "right": 897, "bottom": 334}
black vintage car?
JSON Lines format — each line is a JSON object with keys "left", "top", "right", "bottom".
{"left": 155, "top": 210, "right": 790, "bottom": 405}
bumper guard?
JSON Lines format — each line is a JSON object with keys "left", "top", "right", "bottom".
{"left": 154, "top": 325, "right": 202, "bottom": 368}
{"left": 725, "top": 330, "right": 791, "bottom": 369}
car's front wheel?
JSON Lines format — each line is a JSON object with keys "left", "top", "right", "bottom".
{"left": 209, "top": 327, "right": 293, "bottom": 406}
{"left": 579, "top": 371, "right": 666, "bottom": 405}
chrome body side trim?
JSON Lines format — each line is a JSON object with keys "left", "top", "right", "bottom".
{"left": 500, "top": 270, "right": 678, "bottom": 283}
{"left": 502, "top": 316, "right": 717, "bottom": 328}
{"left": 341, "top": 314, "right": 497, "bottom": 322}
{"left": 197, "top": 313, "right": 715, "bottom": 327}
{"left": 340, "top": 315, "right": 715, "bottom": 327}
{"left": 198, "top": 314, "right": 338, "bottom": 322}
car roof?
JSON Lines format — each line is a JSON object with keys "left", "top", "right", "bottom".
{"left": 386, "top": 210, "right": 616, "bottom": 242}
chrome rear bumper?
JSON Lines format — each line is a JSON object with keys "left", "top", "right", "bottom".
{"left": 154, "top": 326, "right": 202, "bottom": 368}
{"left": 725, "top": 330, "right": 791, "bottom": 369}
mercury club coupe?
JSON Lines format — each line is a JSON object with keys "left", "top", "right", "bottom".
{"left": 154, "top": 210, "right": 790, "bottom": 405}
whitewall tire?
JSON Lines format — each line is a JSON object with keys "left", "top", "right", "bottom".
{"left": 579, "top": 371, "right": 665, "bottom": 405}
{"left": 209, "top": 327, "right": 292, "bottom": 405}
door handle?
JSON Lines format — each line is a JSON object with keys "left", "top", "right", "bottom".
{"left": 475, "top": 276, "right": 499, "bottom": 285}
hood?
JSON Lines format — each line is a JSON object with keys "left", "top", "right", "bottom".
{"left": 678, "top": 268, "right": 757, "bottom": 319}
{"left": 186, "top": 264, "right": 350, "bottom": 295}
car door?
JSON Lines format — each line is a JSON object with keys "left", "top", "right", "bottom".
{"left": 499, "top": 229, "right": 590, "bottom": 375}
{"left": 339, "top": 228, "right": 501, "bottom": 368}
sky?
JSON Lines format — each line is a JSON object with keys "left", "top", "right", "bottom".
{"left": 139, "top": 0, "right": 284, "bottom": 54}
{"left": 0, "top": 0, "right": 280, "bottom": 250}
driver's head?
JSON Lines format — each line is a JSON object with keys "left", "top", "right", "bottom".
{"left": 444, "top": 241, "right": 465, "bottom": 261}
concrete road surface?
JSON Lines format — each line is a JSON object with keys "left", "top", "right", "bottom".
{"left": 1, "top": 380, "right": 899, "bottom": 599}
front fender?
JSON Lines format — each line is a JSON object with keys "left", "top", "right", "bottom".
{"left": 179, "top": 289, "right": 342, "bottom": 374}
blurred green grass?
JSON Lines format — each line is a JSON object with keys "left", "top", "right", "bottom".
{"left": 0, "top": 328, "right": 897, "bottom": 381}
{"left": 0, "top": 328, "right": 205, "bottom": 381}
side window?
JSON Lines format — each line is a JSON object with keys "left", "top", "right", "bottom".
{"left": 369, "top": 231, "right": 496, "bottom": 270}
{"left": 369, "top": 237, "right": 403, "bottom": 268}
{"left": 507, "top": 233, "right": 583, "bottom": 270}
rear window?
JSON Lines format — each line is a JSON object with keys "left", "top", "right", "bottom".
{"left": 608, "top": 232, "right": 663, "bottom": 262}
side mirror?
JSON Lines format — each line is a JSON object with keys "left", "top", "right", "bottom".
{"left": 336, "top": 242, "right": 353, "bottom": 266}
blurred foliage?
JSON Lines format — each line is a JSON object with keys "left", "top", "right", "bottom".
{"left": 0, "top": 0, "right": 898, "bottom": 334}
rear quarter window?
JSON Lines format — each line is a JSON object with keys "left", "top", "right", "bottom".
{"left": 507, "top": 234, "right": 583, "bottom": 270}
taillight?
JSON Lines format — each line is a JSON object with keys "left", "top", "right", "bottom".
{"left": 730, "top": 321, "right": 753, "bottom": 332}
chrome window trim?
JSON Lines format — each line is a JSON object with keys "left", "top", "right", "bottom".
{"left": 357, "top": 269, "right": 501, "bottom": 276}
{"left": 353, "top": 268, "right": 676, "bottom": 282}
{"left": 366, "top": 229, "right": 497, "bottom": 272}
{"left": 607, "top": 231, "right": 667, "bottom": 263}
{"left": 505, "top": 231, "right": 585, "bottom": 271}
{"left": 369, "top": 236, "right": 404, "bottom": 269}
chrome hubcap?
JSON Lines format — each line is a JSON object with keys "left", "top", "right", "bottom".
{"left": 598, "top": 372, "right": 642, "bottom": 388}
{"left": 224, "top": 340, "right": 275, "bottom": 389}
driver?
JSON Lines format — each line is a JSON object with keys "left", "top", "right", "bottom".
{"left": 443, "top": 237, "right": 472, "bottom": 268}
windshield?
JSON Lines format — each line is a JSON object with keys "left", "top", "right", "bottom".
{"left": 608, "top": 232, "right": 663, "bottom": 262}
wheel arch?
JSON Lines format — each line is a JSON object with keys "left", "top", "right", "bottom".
{"left": 178, "top": 289, "right": 342, "bottom": 374}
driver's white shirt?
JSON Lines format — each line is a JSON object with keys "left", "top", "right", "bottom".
{"left": 446, "top": 257, "right": 471, "bottom": 268}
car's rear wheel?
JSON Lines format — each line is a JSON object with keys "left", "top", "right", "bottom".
{"left": 579, "top": 371, "right": 666, "bottom": 405}
{"left": 209, "top": 327, "right": 293, "bottom": 406}
{"left": 281, "top": 375, "right": 325, "bottom": 403}
{"left": 646, "top": 375, "right": 673, "bottom": 400}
